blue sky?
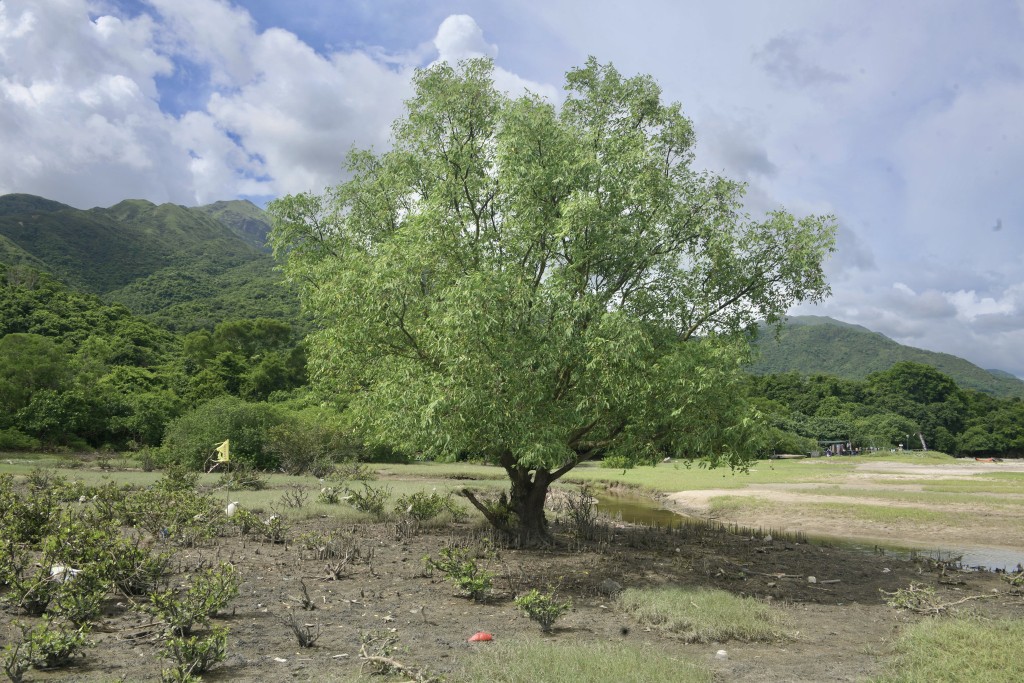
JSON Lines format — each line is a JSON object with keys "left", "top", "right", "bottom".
{"left": 2, "top": 0, "right": 1024, "bottom": 377}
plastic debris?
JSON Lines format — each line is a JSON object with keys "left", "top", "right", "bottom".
{"left": 468, "top": 632, "right": 493, "bottom": 642}
{"left": 715, "top": 649, "right": 728, "bottom": 660}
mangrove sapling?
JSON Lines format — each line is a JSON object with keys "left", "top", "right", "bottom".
{"left": 159, "top": 625, "right": 228, "bottom": 683}
{"left": 2, "top": 617, "right": 91, "bottom": 675}
{"left": 108, "top": 538, "right": 174, "bottom": 597}
{"left": 147, "top": 563, "right": 240, "bottom": 636}
{"left": 50, "top": 567, "right": 107, "bottom": 626}
{"left": 395, "top": 489, "right": 466, "bottom": 523}
{"left": 317, "top": 485, "right": 342, "bottom": 504}
{"left": 423, "top": 546, "right": 493, "bottom": 602}
{"left": 514, "top": 588, "right": 573, "bottom": 633}
{"left": 344, "top": 483, "right": 392, "bottom": 519}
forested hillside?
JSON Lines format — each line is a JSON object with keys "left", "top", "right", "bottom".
{"left": 0, "top": 193, "right": 1020, "bottom": 462}
{"left": 0, "top": 194, "right": 299, "bottom": 329}
{"left": 751, "top": 315, "right": 1024, "bottom": 399}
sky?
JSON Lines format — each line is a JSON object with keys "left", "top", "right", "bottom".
{"left": 2, "top": 0, "right": 1024, "bottom": 377}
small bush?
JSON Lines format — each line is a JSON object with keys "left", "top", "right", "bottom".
{"left": 160, "top": 626, "right": 228, "bottom": 682}
{"left": 317, "top": 486, "right": 342, "bottom": 504}
{"left": 218, "top": 461, "right": 268, "bottom": 490}
{"left": 161, "top": 396, "right": 287, "bottom": 470}
{"left": 147, "top": 563, "right": 239, "bottom": 636}
{"left": 424, "top": 546, "right": 492, "bottom": 601}
{"left": 345, "top": 483, "right": 391, "bottom": 519}
{"left": 395, "top": 489, "right": 465, "bottom": 522}
{"left": 514, "top": 588, "right": 573, "bottom": 633}
{"left": 2, "top": 617, "right": 91, "bottom": 674}
{"left": 0, "top": 427, "right": 40, "bottom": 451}
{"left": 154, "top": 465, "right": 200, "bottom": 493}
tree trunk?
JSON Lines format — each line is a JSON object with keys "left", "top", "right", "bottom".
{"left": 507, "top": 465, "right": 550, "bottom": 542}
{"left": 461, "top": 464, "right": 552, "bottom": 545}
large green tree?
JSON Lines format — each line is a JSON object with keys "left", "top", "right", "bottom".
{"left": 269, "top": 58, "right": 836, "bottom": 539}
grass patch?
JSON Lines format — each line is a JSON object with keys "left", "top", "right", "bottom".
{"left": 706, "top": 495, "right": 773, "bottom": 517}
{"left": 617, "top": 587, "right": 786, "bottom": 643}
{"left": 454, "top": 639, "right": 714, "bottom": 683}
{"left": 815, "top": 502, "right": 951, "bottom": 525}
{"left": 875, "top": 616, "right": 1024, "bottom": 683}
{"left": 803, "top": 486, "right": 1024, "bottom": 507}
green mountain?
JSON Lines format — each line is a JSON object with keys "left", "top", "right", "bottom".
{"left": 197, "top": 200, "right": 273, "bottom": 252}
{"left": 0, "top": 193, "right": 299, "bottom": 330}
{"left": 751, "top": 315, "right": 1024, "bottom": 398}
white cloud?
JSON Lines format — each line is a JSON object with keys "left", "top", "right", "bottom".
{"left": 433, "top": 14, "right": 497, "bottom": 63}
{"left": 429, "top": 14, "right": 557, "bottom": 101}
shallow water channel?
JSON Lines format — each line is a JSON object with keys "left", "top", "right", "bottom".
{"left": 593, "top": 492, "right": 1024, "bottom": 571}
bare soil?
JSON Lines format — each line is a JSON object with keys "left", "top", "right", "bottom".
{"left": 11, "top": 509, "right": 1020, "bottom": 683}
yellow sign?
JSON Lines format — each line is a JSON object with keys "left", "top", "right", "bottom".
{"left": 214, "top": 439, "right": 230, "bottom": 463}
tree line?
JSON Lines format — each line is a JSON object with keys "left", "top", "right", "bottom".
{"left": 749, "top": 361, "right": 1024, "bottom": 457}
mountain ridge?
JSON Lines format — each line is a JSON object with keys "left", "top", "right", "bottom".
{"left": 0, "top": 193, "right": 297, "bottom": 330}
{"left": 752, "top": 315, "right": 1024, "bottom": 398}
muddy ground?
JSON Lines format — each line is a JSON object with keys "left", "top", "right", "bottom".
{"left": 10, "top": 506, "right": 1020, "bottom": 683}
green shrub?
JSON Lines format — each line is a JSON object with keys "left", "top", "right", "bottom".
{"left": 0, "top": 427, "right": 41, "bottom": 451}
{"left": 154, "top": 464, "right": 200, "bottom": 492}
{"left": 161, "top": 396, "right": 287, "bottom": 470}
{"left": 514, "top": 588, "right": 573, "bottom": 632}
{"left": 147, "top": 563, "right": 239, "bottom": 636}
{"left": 2, "top": 617, "right": 91, "bottom": 674}
{"left": 160, "top": 626, "right": 228, "bottom": 682}
{"left": 344, "top": 482, "right": 392, "bottom": 519}
{"left": 395, "top": 489, "right": 466, "bottom": 522}
{"left": 108, "top": 538, "right": 174, "bottom": 597}
{"left": 424, "top": 546, "right": 492, "bottom": 601}
{"left": 318, "top": 485, "right": 342, "bottom": 504}
{"left": 264, "top": 411, "right": 358, "bottom": 475}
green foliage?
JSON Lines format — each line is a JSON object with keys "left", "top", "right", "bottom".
{"left": 155, "top": 464, "right": 201, "bottom": 492}
{"left": 750, "top": 316, "right": 1024, "bottom": 399}
{"left": 395, "top": 489, "right": 466, "bottom": 522}
{"left": 2, "top": 617, "right": 91, "bottom": 676}
{"left": 514, "top": 588, "right": 572, "bottom": 632}
{"left": 0, "top": 427, "right": 40, "bottom": 451}
{"left": 269, "top": 58, "right": 835, "bottom": 538}
{"left": 263, "top": 409, "right": 359, "bottom": 475}
{"left": 161, "top": 396, "right": 288, "bottom": 470}
{"left": 317, "top": 485, "right": 342, "bottom": 504}
{"left": 159, "top": 626, "right": 228, "bottom": 683}
{"left": 344, "top": 482, "right": 392, "bottom": 519}
{"left": 147, "top": 563, "right": 239, "bottom": 636}
{"left": 423, "top": 546, "right": 493, "bottom": 601}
